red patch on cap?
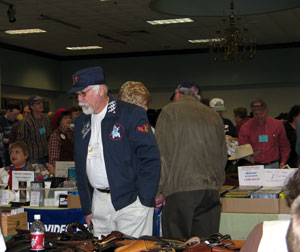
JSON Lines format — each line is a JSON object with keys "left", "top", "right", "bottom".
{"left": 137, "top": 124, "right": 149, "bottom": 133}
{"left": 72, "top": 76, "right": 78, "bottom": 86}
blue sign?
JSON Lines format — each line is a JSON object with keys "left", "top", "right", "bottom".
{"left": 25, "top": 208, "right": 86, "bottom": 233}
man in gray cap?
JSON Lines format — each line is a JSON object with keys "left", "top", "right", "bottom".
{"left": 155, "top": 81, "right": 227, "bottom": 238}
{"left": 17, "top": 96, "right": 52, "bottom": 165}
{"left": 68, "top": 66, "right": 160, "bottom": 238}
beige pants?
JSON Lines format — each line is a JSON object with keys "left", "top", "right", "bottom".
{"left": 91, "top": 189, "right": 154, "bottom": 238}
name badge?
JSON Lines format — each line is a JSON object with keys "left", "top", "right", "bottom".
{"left": 259, "top": 135, "right": 268, "bottom": 142}
{"left": 87, "top": 144, "right": 102, "bottom": 159}
{"left": 39, "top": 127, "right": 46, "bottom": 135}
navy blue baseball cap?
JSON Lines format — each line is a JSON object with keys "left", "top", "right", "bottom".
{"left": 68, "top": 66, "right": 105, "bottom": 94}
{"left": 170, "top": 81, "right": 201, "bottom": 101}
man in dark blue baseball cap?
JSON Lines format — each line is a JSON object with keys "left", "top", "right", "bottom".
{"left": 69, "top": 66, "right": 160, "bottom": 238}
{"left": 68, "top": 66, "right": 105, "bottom": 94}
{"left": 170, "top": 80, "right": 201, "bottom": 101}
{"left": 155, "top": 79, "right": 227, "bottom": 239}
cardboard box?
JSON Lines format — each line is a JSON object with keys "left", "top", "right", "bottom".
{"left": 221, "top": 198, "right": 279, "bottom": 214}
{"left": 68, "top": 195, "right": 81, "bottom": 209}
{"left": 1, "top": 212, "right": 28, "bottom": 237}
{"left": 279, "top": 198, "right": 290, "bottom": 214}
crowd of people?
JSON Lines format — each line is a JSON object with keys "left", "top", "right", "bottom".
{"left": 0, "top": 97, "right": 77, "bottom": 179}
{"left": 0, "top": 65, "right": 299, "bottom": 251}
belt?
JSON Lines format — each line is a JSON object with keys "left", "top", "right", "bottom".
{"left": 255, "top": 160, "right": 279, "bottom": 166}
{"left": 97, "top": 188, "right": 110, "bottom": 194}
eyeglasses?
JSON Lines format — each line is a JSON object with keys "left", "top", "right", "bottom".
{"left": 76, "top": 88, "right": 93, "bottom": 98}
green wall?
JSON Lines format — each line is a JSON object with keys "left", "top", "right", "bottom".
{"left": 60, "top": 47, "right": 300, "bottom": 121}
{"left": 0, "top": 48, "right": 61, "bottom": 111}
{"left": 1, "top": 46, "right": 300, "bottom": 122}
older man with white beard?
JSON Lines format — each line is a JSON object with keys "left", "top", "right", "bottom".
{"left": 68, "top": 66, "right": 160, "bottom": 238}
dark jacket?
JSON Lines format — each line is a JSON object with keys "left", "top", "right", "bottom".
{"left": 155, "top": 96, "right": 227, "bottom": 198}
{"left": 74, "top": 95, "right": 161, "bottom": 215}
{"left": 222, "top": 117, "right": 237, "bottom": 138}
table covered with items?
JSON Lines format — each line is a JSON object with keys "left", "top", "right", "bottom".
{"left": 1, "top": 165, "right": 297, "bottom": 251}
{"left": 5, "top": 228, "right": 244, "bottom": 252}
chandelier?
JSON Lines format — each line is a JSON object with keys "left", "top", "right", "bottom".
{"left": 209, "top": 1, "right": 256, "bottom": 62}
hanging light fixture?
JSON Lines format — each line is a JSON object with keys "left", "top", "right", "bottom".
{"left": 7, "top": 4, "right": 16, "bottom": 23}
{"left": 209, "top": 1, "right": 256, "bottom": 62}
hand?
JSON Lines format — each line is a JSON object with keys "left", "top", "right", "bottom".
{"left": 45, "top": 163, "right": 55, "bottom": 175}
{"left": 155, "top": 194, "right": 165, "bottom": 211}
{"left": 85, "top": 214, "right": 93, "bottom": 227}
{"left": 247, "top": 156, "right": 255, "bottom": 164}
{"left": 226, "top": 135, "right": 233, "bottom": 142}
{"left": 280, "top": 162, "right": 286, "bottom": 169}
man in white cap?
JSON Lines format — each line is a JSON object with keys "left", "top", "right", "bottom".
{"left": 209, "top": 98, "right": 237, "bottom": 138}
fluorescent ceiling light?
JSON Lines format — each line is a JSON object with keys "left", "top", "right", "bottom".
{"left": 188, "top": 38, "right": 225, "bottom": 43}
{"left": 147, "top": 18, "right": 194, "bottom": 25}
{"left": 66, "top": 46, "right": 103, "bottom": 50}
{"left": 5, "top": 29, "right": 47, "bottom": 34}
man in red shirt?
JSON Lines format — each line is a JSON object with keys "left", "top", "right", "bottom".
{"left": 238, "top": 98, "right": 290, "bottom": 168}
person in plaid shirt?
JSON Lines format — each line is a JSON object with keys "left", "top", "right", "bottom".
{"left": 48, "top": 109, "right": 74, "bottom": 173}
{"left": 16, "top": 96, "right": 52, "bottom": 165}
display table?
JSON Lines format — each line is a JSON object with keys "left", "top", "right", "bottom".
{"left": 219, "top": 212, "right": 291, "bottom": 240}
{"left": 23, "top": 207, "right": 290, "bottom": 238}
{"left": 24, "top": 207, "right": 85, "bottom": 233}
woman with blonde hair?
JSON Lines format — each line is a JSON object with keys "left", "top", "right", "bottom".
{"left": 118, "top": 81, "right": 150, "bottom": 111}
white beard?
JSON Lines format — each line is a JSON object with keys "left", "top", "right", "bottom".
{"left": 79, "top": 102, "right": 94, "bottom": 115}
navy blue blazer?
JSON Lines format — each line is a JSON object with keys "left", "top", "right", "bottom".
{"left": 74, "top": 95, "right": 161, "bottom": 216}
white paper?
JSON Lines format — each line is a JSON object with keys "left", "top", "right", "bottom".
{"left": 238, "top": 165, "right": 265, "bottom": 186}
{"left": 30, "top": 191, "right": 40, "bottom": 207}
{"left": 12, "top": 171, "right": 34, "bottom": 190}
{"left": 44, "top": 198, "right": 56, "bottom": 207}
{"left": 55, "top": 161, "right": 75, "bottom": 178}
{"left": 44, "top": 181, "right": 51, "bottom": 189}
{"left": 227, "top": 139, "right": 238, "bottom": 156}
{"left": 238, "top": 166, "right": 297, "bottom": 187}
{"left": 264, "top": 168, "right": 297, "bottom": 187}
{"left": 44, "top": 181, "right": 52, "bottom": 199}
{"left": 0, "top": 168, "right": 9, "bottom": 184}
{"left": 0, "top": 190, "right": 9, "bottom": 205}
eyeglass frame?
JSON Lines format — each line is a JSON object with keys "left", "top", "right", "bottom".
{"left": 75, "top": 87, "right": 94, "bottom": 98}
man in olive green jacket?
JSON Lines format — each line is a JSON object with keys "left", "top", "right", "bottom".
{"left": 155, "top": 81, "right": 227, "bottom": 238}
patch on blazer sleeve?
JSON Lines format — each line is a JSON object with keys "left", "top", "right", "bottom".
{"left": 137, "top": 123, "right": 149, "bottom": 133}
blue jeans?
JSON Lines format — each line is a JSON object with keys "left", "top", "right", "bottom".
{"left": 264, "top": 161, "right": 280, "bottom": 169}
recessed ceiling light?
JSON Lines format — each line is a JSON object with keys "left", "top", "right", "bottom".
{"left": 188, "top": 38, "right": 225, "bottom": 43}
{"left": 5, "top": 29, "right": 47, "bottom": 34}
{"left": 66, "top": 46, "right": 103, "bottom": 50}
{"left": 147, "top": 18, "right": 194, "bottom": 25}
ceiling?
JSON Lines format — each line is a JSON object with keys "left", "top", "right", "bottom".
{"left": 0, "top": 0, "right": 300, "bottom": 60}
